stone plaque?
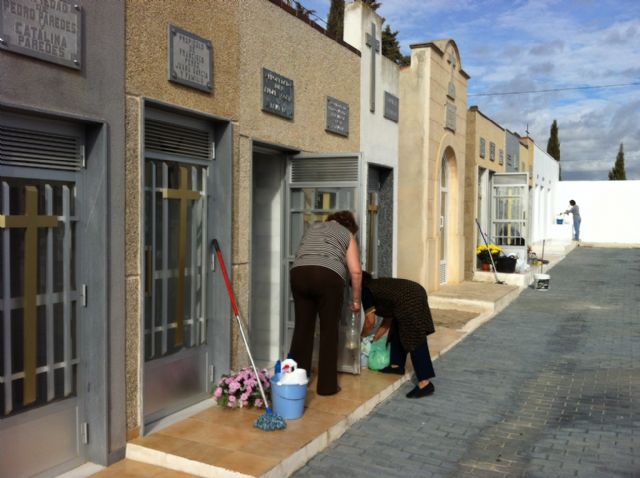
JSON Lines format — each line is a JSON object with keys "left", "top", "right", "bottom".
{"left": 0, "top": 0, "right": 82, "bottom": 69}
{"left": 384, "top": 92, "right": 399, "bottom": 122}
{"left": 448, "top": 81, "right": 456, "bottom": 99}
{"left": 325, "top": 96, "right": 349, "bottom": 137}
{"left": 262, "top": 68, "right": 294, "bottom": 120}
{"left": 168, "top": 25, "right": 212, "bottom": 93}
{"left": 446, "top": 102, "right": 456, "bottom": 131}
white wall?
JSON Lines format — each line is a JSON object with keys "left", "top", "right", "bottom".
{"left": 530, "top": 143, "right": 559, "bottom": 244}
{"left": 345, "top": 1, "right": 400, "bottom": 274}
{"left": 553, "top": 180, "right": 640, "bottom": 244}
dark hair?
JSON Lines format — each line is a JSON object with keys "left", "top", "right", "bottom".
{"left": 326, "top": 210, "right": 359, "bottom": 234}
{"left": 569, "top": 200, "right": 576, "bottom": 206}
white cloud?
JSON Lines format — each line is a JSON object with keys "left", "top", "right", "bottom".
{"left": 302, "top": 0, "right": 640, "bottom": 179}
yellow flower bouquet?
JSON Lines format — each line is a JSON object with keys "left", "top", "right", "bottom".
{"left": 476, "top": 244, "right": 502, "bottom": 263}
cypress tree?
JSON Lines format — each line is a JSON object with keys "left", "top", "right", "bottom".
{"left": 608, "top": 143, "right": 627, "bottom": 180}
{"left": 381, "top": 25, "right": 410, "bottom": 66}
{"left": 362, "top": 0, "right": 381, "bottom": 10}
{"left": 326, "top": 0, "right": 345, "bottom": 40}
{"left": 546, "top": 120, "right": 561, "bottom": 179}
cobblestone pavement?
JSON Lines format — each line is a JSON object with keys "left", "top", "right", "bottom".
{"left": 293, "top": 248, "right": 640, "bottom": 478}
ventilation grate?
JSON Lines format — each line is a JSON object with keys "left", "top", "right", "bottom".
{"left": 0, "top": 125, "right": 82, "bottom": 171}
{"left": 145, "top": 119, "right": 211, "bottom": 161}
{"left": 291, "top": 157, "right": 358, "bottom": 183}
{"left": 439, "top": 261, "right": 447, "bottom": 285}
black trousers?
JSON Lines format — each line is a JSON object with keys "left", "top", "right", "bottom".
{"left": 289, "top": 266, "right": 345, "bottom": 395}
{"left": 389, "top": 325, "right": 436, "bottom": 381}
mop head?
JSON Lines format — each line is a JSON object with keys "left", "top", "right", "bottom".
{"left": 255, "top": 408, "right": 287, "bottom": 431}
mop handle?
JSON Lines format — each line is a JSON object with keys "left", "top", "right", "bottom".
{"left": 475, "top": 218, "right": 500, "bottom": 282}
{"left": 212, "top": 240, "right": 271, "bottom": 411}
{"left": 212, "top": 239, "right": 240, "bottom": 316}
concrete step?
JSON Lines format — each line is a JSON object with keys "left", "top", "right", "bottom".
{"left": 429, "top": 281, "right": 521, "bottom": 315}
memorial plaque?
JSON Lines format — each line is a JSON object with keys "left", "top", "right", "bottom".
{"left": 0, "top": 0, "right": 82, "bottom": 69}
{"left": 383, "top": 92, "right": 399, "bottom": 122}
{"left": 168, "top": 25, "right": 212, "bottom": 93}
{"left": 446, "top": 102, "right": 457, "bottom": 131}
{"left": 262, "top": 68, "right": 294, "bottom": 120}
{"left": 448, "top": 81, "right": 456, "bottom": 99}
{"left": 325, "top": 96, "right": 349, "bottom": 137}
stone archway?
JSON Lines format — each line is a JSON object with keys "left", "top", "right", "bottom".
{"left": 435, "top": 143, "right": 462, "bottom": 287}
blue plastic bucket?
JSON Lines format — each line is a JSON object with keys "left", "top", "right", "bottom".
{"left": 556, "top": 218, "right": 563, "bottom": 224}
{"left": 270, "top": 373, "right": 307, "bottom": 420}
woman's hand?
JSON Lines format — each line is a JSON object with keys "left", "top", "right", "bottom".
{"left": 361, "top": 311, "right": 375, "bottom": 337}
{"left": 351, "top": 300, "right": 361, "bottom": 314}
{"left": 373, "top": 317, "right": 392, "bottom": 342}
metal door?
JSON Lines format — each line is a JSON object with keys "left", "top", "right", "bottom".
{"left": 284, "top": 153, "right": 361, "bottom": 374}
{"left": 366, "top": 190, "right": 379, "bottom": 276}
{"left": 0, "top": 117, "right": 87, "bottom": 477}
{"left": 142, "top": 114, "right": 213, "bottom": 426}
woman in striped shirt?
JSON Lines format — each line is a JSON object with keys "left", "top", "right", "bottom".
{"left": 289, "top": 211, "right": 362, "bottom": 396}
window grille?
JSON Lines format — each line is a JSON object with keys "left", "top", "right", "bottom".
{"left": 143, "top": 161, "right": 208, "bottom": 361}
{"left": 1, "top": 180, "right": 79, "bottom": 416}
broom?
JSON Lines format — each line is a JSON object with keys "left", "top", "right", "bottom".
{"left": 212, "top": 240, "right": 286, "bottom": 431}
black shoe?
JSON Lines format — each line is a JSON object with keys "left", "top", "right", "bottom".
{"left": 379, "top": 365, "right": 405, "bottom": 375}
{"left": 406, "top": 382, "right": 434, "bottom": 398}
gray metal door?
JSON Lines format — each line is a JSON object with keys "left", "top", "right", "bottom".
{"left": 284, "top": 153, "right": 361, "bottom": 374}
{"left": 0, "top": 116, "right": 88, "bottom": 477}
{"left": 142, "top": 112, "right": 213, "bottom": 426}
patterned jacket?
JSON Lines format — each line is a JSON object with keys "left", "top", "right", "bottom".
{"left": 364, "top": 277, "right": 435, "bottom": 352}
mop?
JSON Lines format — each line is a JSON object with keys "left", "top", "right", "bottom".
{"left": 212, "top": 240, "right": 286, "bottom": 431}
{"left": 475, "top": 219, "right": 505, "bottom": 285}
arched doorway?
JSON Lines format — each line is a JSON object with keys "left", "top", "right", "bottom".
{"left": 438, "top": 146, "right": 459, "bottom": 285}
{"left": 439, "top": 151, "right": 449, "bottom": 284}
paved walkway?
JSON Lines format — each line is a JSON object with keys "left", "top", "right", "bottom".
{"left": 293, "top": 247, "right": 640, "bottom": 478}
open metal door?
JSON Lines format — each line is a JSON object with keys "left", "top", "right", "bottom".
{"left": 491, "top": 172, "right": 529, "bottom": 259}
{"left": 284, "top": 152, "right": 361, "bottom": 374}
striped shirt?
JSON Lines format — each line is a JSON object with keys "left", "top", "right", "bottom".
{"left": 292, "top": 221, "right": 352, "bottom": 282}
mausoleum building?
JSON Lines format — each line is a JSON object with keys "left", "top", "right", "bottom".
{"left": 398, "top": 39, "right": 469, "bottom": 291}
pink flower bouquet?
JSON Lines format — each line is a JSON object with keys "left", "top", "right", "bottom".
{"left": 213, "top": 367, "right": 271, "bottom": 409}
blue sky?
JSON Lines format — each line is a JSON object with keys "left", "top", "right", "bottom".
{"left": 300, "top": 0, "right": 640, "bottom": 180}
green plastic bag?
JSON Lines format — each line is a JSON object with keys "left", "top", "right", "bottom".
{"left": 368, "top": 338, "right": 390, "bottom": 371}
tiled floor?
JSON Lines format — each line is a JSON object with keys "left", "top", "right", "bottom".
{"left": 90, "top": 279, "right": 528, "bottom": 478}
{"left": 120, "top": 369, "right": 405, "bottom": 478}
{"left": 92, "top": 328, "right": 461, "bottom": 478}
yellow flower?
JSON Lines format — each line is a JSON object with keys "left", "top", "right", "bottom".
{"left": 476, "top": 244, "right": 502, "bottom": 262}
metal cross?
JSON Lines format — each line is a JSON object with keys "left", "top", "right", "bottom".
{"left": 0, "top": 186, "right": 58, "bottom": 405}
{"left": 365, "top": 23, "right": 380, "bottom": 113}
{"left": 161, "top": 166, "right": 201, "bottom": 348}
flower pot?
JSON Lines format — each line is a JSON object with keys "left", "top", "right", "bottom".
{"left": 481, "top": 262, "right": 491, "bottom": 271}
